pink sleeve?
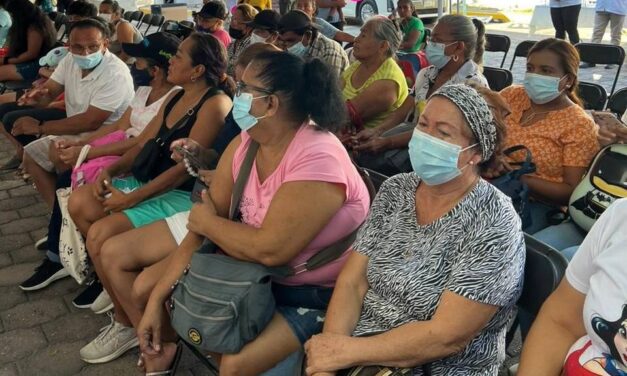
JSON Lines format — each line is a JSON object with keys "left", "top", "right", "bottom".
{"left": 283, "top": 137, "right": 352, "bottom": 190}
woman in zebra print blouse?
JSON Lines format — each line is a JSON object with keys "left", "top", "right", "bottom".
{"left": 305, "top": 84, "right": 526, "bottom": 375}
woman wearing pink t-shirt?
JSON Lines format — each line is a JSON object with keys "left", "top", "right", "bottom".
{"left": 132, "top": 51, "right": 370, "bottom": 375}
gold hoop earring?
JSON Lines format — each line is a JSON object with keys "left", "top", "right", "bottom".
{"left": 452, "top": 55, "right": 459, "bottom": 62}
{"left": 191, "top": 76, "right": 197, "bottom": 83}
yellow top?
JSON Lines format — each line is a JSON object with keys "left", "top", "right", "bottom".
{"left": 342, "top": 57, "right": 409, "bottom": 129}
{"left": 240, "top": 0, "right": 272, "bottom": 10}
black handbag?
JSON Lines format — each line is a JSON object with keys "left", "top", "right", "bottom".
{"left": 131, "top": 88, "right": 219, "bottom": 182}
{"left": 491, "top": 145, "right": 536, "bottom": 228}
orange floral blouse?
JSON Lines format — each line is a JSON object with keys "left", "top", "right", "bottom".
{"left": 500, "top": 86, "right": 600, "bottom": 183}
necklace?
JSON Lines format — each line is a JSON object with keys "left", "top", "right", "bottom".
{"left": 520, "top": 108, "right": 552, "bottom": 126}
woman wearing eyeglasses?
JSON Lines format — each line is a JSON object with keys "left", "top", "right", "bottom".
{"left": 352, "top": 15, "right": 487, "bottom": 177}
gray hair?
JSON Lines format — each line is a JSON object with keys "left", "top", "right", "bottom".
{"left": 436, "top": 15, "right": 486, "bottom": 66}
{"left": 364, "top": 16, "right": 402, "bottom": 58}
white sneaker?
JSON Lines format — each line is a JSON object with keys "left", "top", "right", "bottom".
{"left": 80, "top": 313, "right": 139, "bottom": 364}
{"left": 90, "top": 289, "right": 114, "bottom": 314}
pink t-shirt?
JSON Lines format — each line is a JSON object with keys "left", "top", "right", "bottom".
{"left": 212, "top": 29, "right": 232, "bottom": 48}
{"left": 232, "top": 124, "right": 370, "bottom": 287}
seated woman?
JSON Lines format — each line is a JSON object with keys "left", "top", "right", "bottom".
{"left": 98, "top": 0, "right": 143, "bottom": 65}
{"left": 353, "top": 14, "right": 487, "bottom": 176}
{"left": 0, "top": 0, "right": 56, "bottom": 82}
{"left": 305, "top": 84, "right": 525, "bottom": 375}
{"left": 341, "top": 16, "right": 408, "bottom": 146}
{"left": 226, "top": 4, "right": 259, "bottom": 76}
{"left": 294, "top": 0, "right": 355, "bottom": 44}
{"left": 516, "top": 199, "right": 627, "bottom": 376}
{"left": 394, "top": 0, "right": 425, "bottom": 53}
{"left": 74, "top": 42, "right": 278, "bottom": 365}
{"left": 66, "top": 33, "right": 234, "bottom": 307}
{"left": 494, "top": 38, "right": 599, "bottom": 250}
{"left": 133, "top": 51, "right": 370, "bottom": 375}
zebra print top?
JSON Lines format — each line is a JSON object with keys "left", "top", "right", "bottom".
{"left": 353, "top": 173, "right": 525, "bottom": 375}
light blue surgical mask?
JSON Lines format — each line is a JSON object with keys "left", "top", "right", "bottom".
{"left": 523, "top": 72, "right": 565, "bottom": 104}
{"left": 232, "top": 92, "right": 268, "bottom": 131}
{"left": 287, "top": 41, "right": 308, "bottom": 57}
{"left": 425, "top": 41, "right": 457, "bottom": 70}
{"left": 72, "top": 50, "right": 103, "bottom": 70}
{"left": 408, "top": 129, "right": 477, "bottom": 185}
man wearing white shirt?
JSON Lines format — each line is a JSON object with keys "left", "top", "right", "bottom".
{"left": 11, "top": 18, "right": 134, "bottom": 207}
{"left": 581, "top": 0, "right": 627, "bottom": 68}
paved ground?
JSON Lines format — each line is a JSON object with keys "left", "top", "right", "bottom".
{"left": 0, "top": 136, "right": 206, "bottom": 376}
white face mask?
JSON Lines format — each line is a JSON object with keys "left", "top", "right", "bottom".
{"left": 250, "top": 32, "right": 268, "bottom": 44}
{"left": 99, "top": 13, "right": 112, "bottom": 22}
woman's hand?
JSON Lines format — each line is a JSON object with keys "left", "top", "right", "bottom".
{"left": 93, "top": 170, "right": 113, "bottom": 200}
{"left": 353, "top": 136, "right": 388, "bottom": 154}
{"left": 17, "top": 87, "right": 49, "bottom": 106}
{"left": 55, "top": 138, "right": 84, "bottom": 149}
{"left": 187, "top": 189, "right": 217, "bottom": 235}
{"left": 305, "top": 333, "right": 355, "bottom": 375}
{"left": 482, "top": 157, "right": 513, "bottom": 179}
{"left": 102, "top": 181, "right": 138, "bottom": 212}
{"left": 58, "top": 145, "right": 83, "bottom": 166}
{"left": 198, "top": 169, "right": 215, "bottom": 186}
{"left": 597, "top": 123, "right": 627, "bottom": 147}
{"left": 137, "top": 298, "right": 167, "bottom": 357}
{"left": 354, "top": 128, "right": 381, "bottom": 144}
{"left": 170, "top": 138, "right": 203, "bottom": 163}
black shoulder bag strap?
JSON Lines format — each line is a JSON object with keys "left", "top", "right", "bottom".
{"left": 156, "top": 87, "right": 221, "bottom": 147}
{"left": 229, "top": 140, "right": 260, "bottom": 220}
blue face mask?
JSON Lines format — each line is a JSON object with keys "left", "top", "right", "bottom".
{"left": 72, "top": 50, "right": 103, "bottom": 70}
{"left": 424, "top": 41, "right": 456, "bottom": 69}
{"left": 523, "top": 72, "right": 565, "bottom": 104}
{"left": 408, "top": 129, "right": 477, "bottom": 185}
{"left": 287, "top": 38, "right": 308, "bottom": 57}
{"left": 232, "top": 92, "right": 268, "bottom": 131}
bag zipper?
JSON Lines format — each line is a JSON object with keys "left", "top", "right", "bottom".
{"left": 188, "top": 269, "right": 254, "bottom": 287}
{"left": 172, "top": 297, "right": 234, "bottom": 321}
{"left": 181, "top": 282, "right": 239, "bottom": 318}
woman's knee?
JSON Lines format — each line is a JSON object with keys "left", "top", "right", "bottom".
{"left": 86, "top": 219, "right": 119, "bottom": 258}
{"left": 68, "top": 185, "right": 97, "bottom": 221}
{"left": 100, "top": 236, "right": 126, "bottom": 271}
{"left": 131, "top": 273, "right": 154, "bottom": 308}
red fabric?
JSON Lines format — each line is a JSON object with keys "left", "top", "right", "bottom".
{"left": 563, "top": 340, "right": 602, "bottom": 376}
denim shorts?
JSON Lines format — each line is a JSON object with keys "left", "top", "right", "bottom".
{"left": 273, "top": 284, "right": 333, "bottom": 344}
{"left": 15, "top": 60, "right": 40, "bottom": 81}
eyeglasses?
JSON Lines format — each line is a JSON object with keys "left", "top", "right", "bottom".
{"left": 236, "top": 81, "right": 273, "bottom": 96}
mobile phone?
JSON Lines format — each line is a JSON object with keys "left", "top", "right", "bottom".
{"left": 174, "top": 145, "right": 204, "bottom": 171}
{"left": 190, "top": 178, "right": 208, "bottom": 203}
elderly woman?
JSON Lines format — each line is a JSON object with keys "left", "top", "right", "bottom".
{"left": 341, "top": 16, "right": 408, "bottom": 136}
{"left": 517, "top": 199, "right": 627, "bottom": 376}
{"left": 305, "top": 84, "right": 525, "bottom": 375}
{"left": 226, "top": 4, "right": 259, "bottom": 76}
{"left": 353, "top": 14, "right": 487, "bottom": 176}
{"left": 134, "top": 51, "right": 370, "bottom": 375}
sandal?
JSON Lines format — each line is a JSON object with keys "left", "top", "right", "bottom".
{"left": 145, "top": 342, "right": 183, "bottom": 376}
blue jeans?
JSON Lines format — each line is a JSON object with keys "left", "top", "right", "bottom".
{"left": 533, "top": 220, "right": 585, "bottom": 257}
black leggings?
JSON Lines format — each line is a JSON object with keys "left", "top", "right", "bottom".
{"left": 0, "top": 102, "right": 66, "bottom": 146}
{"left": 550, "top": 4, "right": 581, "bottom": 44}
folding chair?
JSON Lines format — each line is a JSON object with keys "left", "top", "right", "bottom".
{"left": 123, "top": 10, "right": 133, "bottom": 20}
{"left": 575, "top": 43, "right": 625, "bottom": 96}
{"left": 129, "top": 10, "right": 144, "bottom": 27}
{"left": 607, "top": 87, "right": 627, "bottom": 116}
{"left": 509, "top": 40, "right": 536, "bottom": 71}
{"left": 362, "top": 168, "right": 389, "bottom": 192}
{"left": 397, "top": 52, "right": 422, "bottom": 78}
{"left": 148, "top": 14, "right": 165, "bottom": 33}
{"left": 578, "top": 81, "right": 608, "bottom": 110}
{"left": 140, "top": 14, "right": 153, "bottom": 36}
{"left": 505, "top": 234, "right": 568, "bottom": 347}
{"left": 485, "top": 33, "right": 510, "bottom": 68}
{"left": 483, "top": 66, "right": 513, "bottom": 92}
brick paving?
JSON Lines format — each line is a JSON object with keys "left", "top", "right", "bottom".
{"left": 0, "top": 137, "right": 206, "bottom": 376}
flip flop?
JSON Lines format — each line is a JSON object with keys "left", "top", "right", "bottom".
{"left": 0, "top": 155, "right": 21, "bottom": 170}
{"left": 145, "top": 342, "right": 183, "bottom": 376}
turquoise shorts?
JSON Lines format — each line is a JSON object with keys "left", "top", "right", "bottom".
{"left": 112, "top": 176, "right": 193, "bottom": 228}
